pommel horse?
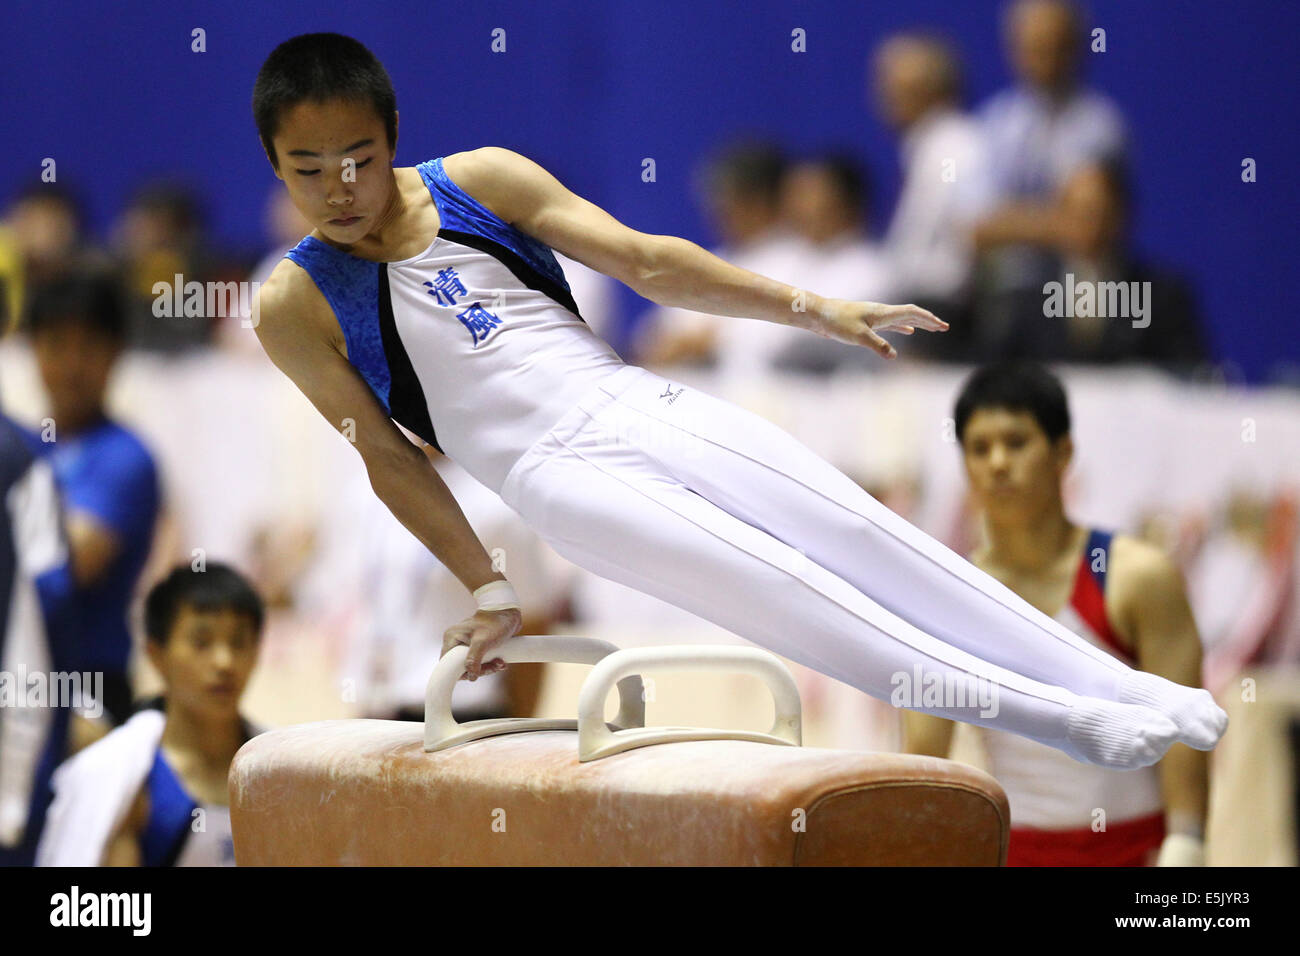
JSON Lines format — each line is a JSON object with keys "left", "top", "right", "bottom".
{"left": 229, "top": 636, "right": 1008, "bottom": 865}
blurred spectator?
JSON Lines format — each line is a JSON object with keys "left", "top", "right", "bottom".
{"left": 341, "top": 444, "right": 569, "bottom": 724}
{"left": 23, "top": 275, "right": 161, "bottom": 725}
{"left": 904, "top": 361, "right": 1209, "bottom": 866}
{"left": 983, "top": 0, "right": 1126, "bottom": 202}
{"left": 638, "top": 147, "right": 893, "bottom": 382}
{"left": 872, "top": 33, "right": 993, "bottom": 359}
{"left": 37, "top": 563, "right": 263, "bottom": 866}
{"left": 1164, "top": 490, "right": 1298, "bottom": 694}
{"left": 217, "top": 188, "right": 312, "bottom": 354}
{"left": 973, "top": 161, "right": 1210, "bottom": 369}
{"left": 633, "top": 140, "right": 801, "bottom": 370}
{"left": 111, "top": 180, "right": 244, "bottom": 352}
{"left": 0, "top": 182, "right": 108, "bottom": 335}
{"left": 0, "top": 412, "right": 79, "bottom": 866}
{"left": 973, "top": 0, "right": 1129, "bottom": 328}
{"left": 768, "top": 153, "right": 895, "bottom": 373}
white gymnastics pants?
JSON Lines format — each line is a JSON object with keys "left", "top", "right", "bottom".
{"left": 499, "top": 364, "right": 1137, "bottom": 752}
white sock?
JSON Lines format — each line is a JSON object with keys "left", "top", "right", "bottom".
{"left": 1059, "top": 697, "right": 1181, "bottom": 769}
{"left": 1116, "top": 670, "right": 1228, "bottom": 750}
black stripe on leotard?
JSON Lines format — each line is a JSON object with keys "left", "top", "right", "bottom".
{"left": 378, "top": 266, "right": 443, "bottom": 453}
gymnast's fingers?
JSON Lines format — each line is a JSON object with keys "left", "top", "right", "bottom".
{"left": 441, "top": 620, "right": 473, "bottom": 658}
{"left": 858, "top": 324, "right": 897, "bottom": 359}
{"left": 893, "top": 304, "right": 947, "bottom": 331}
{"left": 463, "top": 623, "right": 508, "bottom": 680}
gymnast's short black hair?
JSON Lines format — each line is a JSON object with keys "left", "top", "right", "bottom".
{"left": 953, "top": 361, "right": 1071, "bottom": 444}
{"left": 144, "top": 562, "right": 265, "bottom": 647}
{"left": 253, "top": 33, "right": 398, "bottom": 170}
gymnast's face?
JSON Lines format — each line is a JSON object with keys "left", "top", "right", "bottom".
{"left": 961, "top": 407, "right": 1072, "bottom": 518}
{"left": 268, "top": 98, "right": 398, "bottom": 245}
{"left": 147, "top": 605, "right": 259, "bottom": 721}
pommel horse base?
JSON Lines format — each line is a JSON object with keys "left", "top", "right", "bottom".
{"left": 229, "top": 637, "right": 1009, "bottom": 865}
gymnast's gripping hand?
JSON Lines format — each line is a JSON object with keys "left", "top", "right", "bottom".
{"left": 443, "top": 578, "right": 524, "bottom": 679}
{"left": 442, "top": 605, "right": 524, "bottom": 681}
{"left": 805, "top": 298, "right": 948, "bottom": 359}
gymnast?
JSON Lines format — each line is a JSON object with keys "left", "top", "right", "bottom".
{"left": 248, "top": 32, "right": 1226, "bottom": 771}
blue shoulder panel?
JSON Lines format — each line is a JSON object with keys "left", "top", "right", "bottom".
{"left": 284, "top": 237, "right": 391, "bottom": 413}
{"left": 417, "top": 157, "right": 572, "bottom": 292}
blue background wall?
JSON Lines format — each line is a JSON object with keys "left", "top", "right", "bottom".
{"left": 3, "top": 0, "right": 1296, "bottom": 379}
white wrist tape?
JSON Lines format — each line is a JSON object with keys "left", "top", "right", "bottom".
{"left": 473, "top": 580, "right": 520, "bottom": 611}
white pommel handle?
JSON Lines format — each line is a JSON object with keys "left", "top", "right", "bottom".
{"left": 424, "top": 634, "right": 644, "bottom": 752}
{"left": 577, "top": 645, "right": 802, "bottom": 762}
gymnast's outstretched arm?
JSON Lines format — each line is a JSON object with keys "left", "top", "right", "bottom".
{"left": 454, "top": 146, "right": 948, "bottom": 360}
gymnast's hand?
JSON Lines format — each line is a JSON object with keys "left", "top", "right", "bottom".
{"left": 806, "top": 299, "right": 948, "bottom": 359}
{"left": 442, "top": 606, "right": 523, "bottom": 681}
